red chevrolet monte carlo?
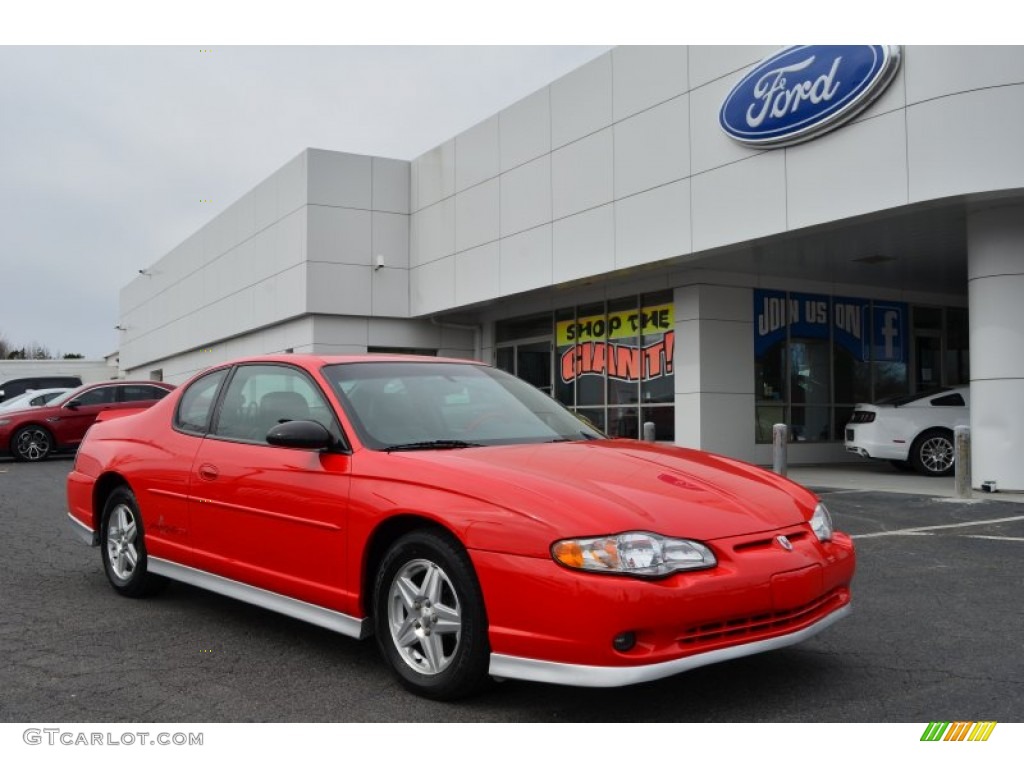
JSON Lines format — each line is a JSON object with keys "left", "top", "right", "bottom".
{"left": 67, "top": 355, "right": 855, "bottom": 699}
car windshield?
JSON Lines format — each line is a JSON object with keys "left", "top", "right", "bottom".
{"left": 323, "top": 360, "right": 605, "bottom": 450}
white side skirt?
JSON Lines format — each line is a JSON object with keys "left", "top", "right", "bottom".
{"left": 148, "top": 557, "right": 370, "bottom": 640}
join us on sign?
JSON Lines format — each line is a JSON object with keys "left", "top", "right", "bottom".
{"left": 758, "top": 294, "right": 864, "bottom": 339}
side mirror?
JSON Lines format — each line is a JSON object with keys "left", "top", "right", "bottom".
{"left": 266, "top": 419, "right": 334, "bottom": 451}
{"left": 64, "top": 400, "right": 81, "bottom": 410}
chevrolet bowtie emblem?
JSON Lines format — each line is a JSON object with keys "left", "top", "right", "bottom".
{"left": 777, "top": 535, "right": 793, "bottom": 551}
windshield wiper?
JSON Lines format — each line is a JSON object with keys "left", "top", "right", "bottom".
{"left": 384, "top": 440, "right": 483, "bottom": 452}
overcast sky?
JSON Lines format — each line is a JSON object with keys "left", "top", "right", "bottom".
{"left": 0, "top": 45, "right": 610, "bottom": 358}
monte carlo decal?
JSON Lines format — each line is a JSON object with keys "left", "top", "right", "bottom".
{"left": 720, "top": 45, "right": 901, "bottom": 148}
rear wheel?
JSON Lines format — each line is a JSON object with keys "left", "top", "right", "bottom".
{"left": 12, "top": 425, "right": 53, "bottom": 462}
{"left": 373, "top": 530, "right": 490, "bottom": 700}
{"left": 910, "top": 429, "right": 955, "bottom": 477}
{"left": 100, "top": 486, "right": 167, "bottom": 597}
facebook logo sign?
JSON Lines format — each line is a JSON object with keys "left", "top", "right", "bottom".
{"left": 872, "top": 303, "right": 907, "bottom": 363}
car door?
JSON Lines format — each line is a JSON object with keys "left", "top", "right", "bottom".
{"left": 187, "top": 363, "right": 354, "bottom": 613}
{"left": 51, "top": 384, "right": 119, "bottom": 447}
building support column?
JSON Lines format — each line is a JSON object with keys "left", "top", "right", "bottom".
{"left": 673, "top": 284, "right": 755, "bottom": 462}
{"left": 967, "top": 203, "right": 1024, "bottom": 491}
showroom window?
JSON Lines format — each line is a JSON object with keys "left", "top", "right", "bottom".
{"left": 495, "top": 291, "right": 675, "bottom": 441}
{"left": 754, "top": 291, "right": 968, "bottom": 443}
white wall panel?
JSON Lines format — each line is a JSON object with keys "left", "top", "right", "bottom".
{"left": 306, "top": 149, "right": 372, "bottom": 209}
{"left": 550, "top": 52, "right": 612, "bottom": 149}
{"left": 688, "top": 45, "right": 779, "bottom": 89}
{"left": 691, "top": 152, "right": 785, "bottom": 252}
{"left": 612, "top": 45, "right": 688, "bottom": 121}
{"left": 455, "top": 242, "right": 500, "bottom": 306}
{"left": 614, "top": 179, "right": 690, "bottom": 269}
{"left": 500, "top": 154, "right": 552, "bottom": 237}
{"left": 372, "top": 157, "right": 410, "bottom": 214}
{"left": 410, "top": 255, "right": 455, "bottom": 315}
{"left": 410, "top": 198, "right": 455, "bottom": 267}
{"left": 500, "top": 225, "right": 552, "bottom": 296}
{"left": 415, "top": 139, "right": 456, "bottom": 210}
{"left": 689, "top": 75, "right": 765, "bottom": 175}
{"left": 552, "top": 204, "right": 614, "bottom": 284}
{"left": 614, "top": 95, "right": 689, "bottom": 199}
{"left": 905, "top": 45, "right": 1024, "bottom": 105}
{"left": 307, "top": 206, "right": 372, "bottom": 265}
{"left": 371, "top": 267, "right": 409, "bottom": 317}
{"left": 908, "top": 85, "right": 1024, "bottom": 202}
{"left": 455, "top": 115, "right": 500, "bottom": 192}
{"left": 499, "top": 88, "right": 551, "bottom": 172}
{"left": 455, "top": 178, "right": 499, "bottom": 252}
{"left": 786, "top": 111, "right": 908, "bottom": 230}
{"left": 276, "top": 151, "right": 307, "bottom": 218}
{"left": 371, "top": 212, "right": 409, "bottom": 270}
{"left": 551, "top": 128, "right": 613, "bottom": 219}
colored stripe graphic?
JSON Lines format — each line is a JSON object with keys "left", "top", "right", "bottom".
{"left": 920, "top": 722, "right": 997, "bottom": 741}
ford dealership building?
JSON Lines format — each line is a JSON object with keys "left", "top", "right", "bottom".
{"left": 117, "top": 45, "right": 1024, "bottom": 490}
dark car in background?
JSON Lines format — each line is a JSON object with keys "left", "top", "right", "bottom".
{"left": 0, "top": 375, "right": 82, "bottom": 403}
{"left": 0, "top": 380, "right": 174, "bottom": 461}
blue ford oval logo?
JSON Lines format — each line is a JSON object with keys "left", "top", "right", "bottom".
{"left": 720, "top": 45, "right": 901, "bottom": 148}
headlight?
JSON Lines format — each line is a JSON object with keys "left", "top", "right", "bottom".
{"left": 551, "top": 532, "right": 716, "bottom": 578}
{"left": 810, "top": 502, "right": 833, "bottom": 542}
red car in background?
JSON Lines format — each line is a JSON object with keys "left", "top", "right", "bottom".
{"left": 67, "top": 355, "right": 854, "bottom": 700}
{"left": 0, "top": 380, "right": 174, "bottom": 461}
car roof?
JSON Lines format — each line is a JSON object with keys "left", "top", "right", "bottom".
{"left": 203, "top": 353, "right": 487, "bottom": 368}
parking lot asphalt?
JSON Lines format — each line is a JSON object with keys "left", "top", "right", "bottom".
{"left": 1, "top": 457, "right": 1021, "bottom": 722}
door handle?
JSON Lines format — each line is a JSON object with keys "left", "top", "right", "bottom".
{"left": 198, "top": 463, "right": 219, "bottom": 481}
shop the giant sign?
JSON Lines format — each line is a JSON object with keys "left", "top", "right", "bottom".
{"left": 558, "top": 304, "right": 674, "bottom": 383}
{"left": 720, "top": 45, "right": 901, "bottom": 148}
{"left": 755, "top": 290, "right": 906, "bottom": 363}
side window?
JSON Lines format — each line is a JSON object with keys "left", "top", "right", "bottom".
{"left": 930, "top": 393, "right": 966, "bottom": 407}
{"left": 212, "top": 364, "right": 337, "bottom": 445}
{"left": 121, "top": 385, "right": 170, "bottom": 402}
{"left": 75, "top": 386, "right": 116, "bottom": 406}
{"left": 175, "top": 369, "right": 229, "bottom": 434}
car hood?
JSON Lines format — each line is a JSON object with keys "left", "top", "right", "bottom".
{"left": 360, "top": 440, "right": 816, "bottom": 547}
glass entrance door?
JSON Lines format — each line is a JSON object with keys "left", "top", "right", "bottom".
{"left": 914, "top": 333, "right": 942, "bottom": 391}
{"left": 495, "top": 339, "right": 553, "bottom": 394}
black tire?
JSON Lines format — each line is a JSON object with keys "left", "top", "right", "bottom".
{"left": 373, "top": 530, "right": 490, "bottom": 700}
{"left": 12, "top": 425, "right": 53, "bottom": 462}
{"left": 100, "top": 486, "right": 167, "bottom": 598}
{"left": 889, "top": 460, "right": 914, "bottom": 472}
{"left": 910, "top": 428, "right": 955, "bottom": 477}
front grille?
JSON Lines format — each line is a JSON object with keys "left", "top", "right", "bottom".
{"left": 732, "top": 530, "right": 808, "bottom": 553}
{"left": 849, "top": 411, "right": 876, "bottom": 423}
{"left": 677, "top": 589, "right": 845, "bottom": 648}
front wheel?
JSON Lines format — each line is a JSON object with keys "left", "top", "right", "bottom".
{"left": 373, "top": 530, "right": 490, "bottom": 700}
{"left": 100, "top": 486, "right": 166, "bottom": 597}
{"left": 910, "top": 429, "right": 955, "bottom": 477}
{"left": 13, "top": 425, "right": 53, "bottom": 462}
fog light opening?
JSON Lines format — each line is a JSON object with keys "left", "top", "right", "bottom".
{"left": 612, "top": 631, "right": 636, "bottom": 652}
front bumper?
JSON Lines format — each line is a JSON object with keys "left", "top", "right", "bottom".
{"left": 490, "top": 603, "right": 851, "bottom": 686}
{"left": 471, "top": 525, "right": 855, "bottom": 684}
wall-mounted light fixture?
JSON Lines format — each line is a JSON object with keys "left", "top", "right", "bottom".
{"left": 114, "top": 325, "right": 127, "bottom": 331}
{"left": 374, "top": 254, "right": 385, "bottom": 271}
{"left": 138, "top": 268, "right": 153, "bottom": 276}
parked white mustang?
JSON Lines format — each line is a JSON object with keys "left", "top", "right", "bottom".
{"left": 844, "top": 387, "right": 969, "bottom": 476}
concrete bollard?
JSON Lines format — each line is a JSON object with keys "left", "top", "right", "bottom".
{"left": 772, "top": 423, "right": 788, "bottom": 476}
{"left": 642, "top": 421, "right": 656, "bottom": 443}
{"left": 954, "top": 425, "right": 972, "bottom": 499}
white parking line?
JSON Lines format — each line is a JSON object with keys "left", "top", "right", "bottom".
{"left": 963, "top": 535, "right": 1024, "bottom": 542}
{"left": 852, "top": 514, "right": 1024, "bottom": 539}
